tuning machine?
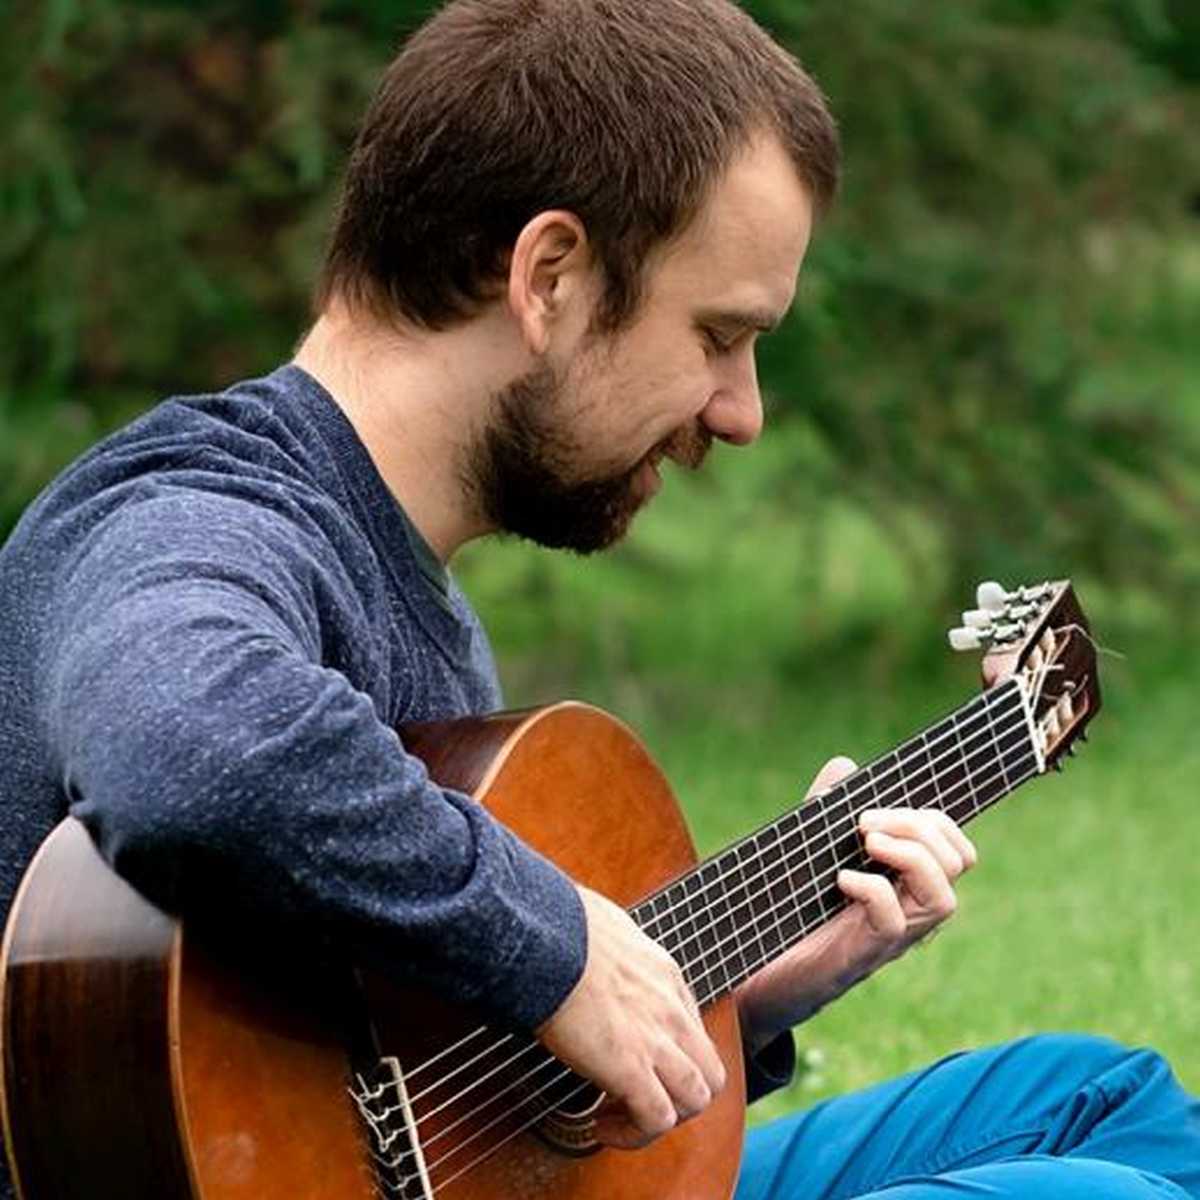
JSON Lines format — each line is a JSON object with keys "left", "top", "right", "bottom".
{"left": 948, "top": 579, "right": 1055, "bottom": 654}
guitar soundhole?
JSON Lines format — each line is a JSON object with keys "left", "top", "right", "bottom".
{"left": 524, "top": 1076, "right": 605, "bottom": 1157}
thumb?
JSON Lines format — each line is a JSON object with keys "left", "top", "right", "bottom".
{"left": 804, "top": 755, "right": 858, "bottom": 801}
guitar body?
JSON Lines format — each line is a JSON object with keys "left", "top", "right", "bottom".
{"left": 1, "top": 703, "right": 746, "bottom": 1200}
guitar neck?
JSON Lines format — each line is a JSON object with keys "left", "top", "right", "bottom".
{"left": 630, "top": 677, "right": 1043, "bottom": 1008}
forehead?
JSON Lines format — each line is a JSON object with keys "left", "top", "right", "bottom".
{"left": 647, "top": 132, "right": 815, "bottom": 321}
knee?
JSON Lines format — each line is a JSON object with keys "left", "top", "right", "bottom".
{"left": 1007, "top": 1032, "right": 1160, "bottom": 1078}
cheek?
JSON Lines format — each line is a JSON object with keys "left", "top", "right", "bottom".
{"left": 623, "top": 352, "right": 713, "bottom": 432}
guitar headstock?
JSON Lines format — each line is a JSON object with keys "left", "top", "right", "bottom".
{"left": 948, "top": 579, "right": 1102, "bottom": 771}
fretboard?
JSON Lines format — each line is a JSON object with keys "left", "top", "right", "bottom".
{"left": 630, "top": 677, "right": 1040, "bottom": 1006}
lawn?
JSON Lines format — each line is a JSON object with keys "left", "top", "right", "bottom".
{"left": 458, "top": 423, "right": 1200, "bottom": 1122}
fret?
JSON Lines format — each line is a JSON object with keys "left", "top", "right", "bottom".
{"left": 696, "top": 838, "right": 756, "bottom": 994}
{"left": 969, "top": 715, "right": 1009, "bottom": 812}
{"left": 642, "top": 885, "right": 683, "bottom": 956}
{"left": 750, "top": 825, "right": 786, "bottom": 963}
{"left": 734, "top": 837, "right": 772, "bottom": 970}
{"left": 823, "top": 788, "right": 865, "bottom": 884}
{"left": 771, "top": 811, "right": 806, "bottom": 947}
{"left": 951, "top": 710, "right": 983, "bottom": 820}
{"left": 995, "top": 703, "right": 1030, "bottom": 759}
{"left": 803, "top": 795, "right": 838, "bottom": 922}
{"left": 872, "top": 750, "right": 903, "bottom": 810}
{"left": 922, "top": 722, "right": 958, "bottom": 814}
{"left": 695, "top": 858, "right": 737, "bottom": 996}
{"left": 901, "top": 731, "right": 937, "bottom": 810}
{"left": 680, "top": 870, "right": 717, "bottom": 991}
{"left": 787, "top": 805, "right": 827, "bottom": 939}
{"left": 965, "top": 696, "right": 1018, "bottom": 813}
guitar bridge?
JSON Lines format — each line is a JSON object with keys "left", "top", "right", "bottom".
{"left": 350, "top": 1056, "right": 434, "bottom": 1199}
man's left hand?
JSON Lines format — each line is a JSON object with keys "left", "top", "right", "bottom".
{"left": 736, "top": 757, "right": 977, "bottom": 1055}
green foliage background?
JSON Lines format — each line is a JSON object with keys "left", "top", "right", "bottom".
{"left": 5, "top": 0, "right": 1199, "bottom": 614}
{"left": 3, "top": 0, "right": 1199, "bottom": 1101}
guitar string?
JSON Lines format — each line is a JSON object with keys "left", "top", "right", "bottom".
{"left": 387, "top": 740, "right": 1039, "bottom": 1200}
{"left": 420, "top": 753, "right": 1044, "bottom": 1197}
{"left": 397, "top": 682, "right": 1025, "bottom": 1104}
{"left": 639, "top": 688, "right": 1026, "bottom": 965}
{"left": 406, "top": 693, "right": 1029, "bottom": 1137}
{"left": 388, "top": 693, "right": 1031, "bottom": 1152}
{"left": 408, "top": 737, "right": 1036, "bottom": 1173}
{"left": 388, "top": 705, "right": 1035, "bottom": 1174}
{"left": 375, "top": 677, "right": 1040, "bottom": 1170}
{"left": 424, "top": 752, "right": 1044, "bottom": 1197}
{"left": 392, "top": 689, "right": 1028, "bottom": 1150}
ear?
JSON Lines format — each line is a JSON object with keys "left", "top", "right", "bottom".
{"left": 507, "top": 211, "right": 593, "bottom": 356}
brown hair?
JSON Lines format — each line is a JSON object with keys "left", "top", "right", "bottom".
{"left": 317, "top": 0, "right": 839, "bottom": 332}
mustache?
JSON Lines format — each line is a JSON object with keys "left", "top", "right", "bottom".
{"left": 659, "top": 422, "right": 713, "bottom": 471}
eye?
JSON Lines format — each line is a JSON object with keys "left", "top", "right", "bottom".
{"left": 702, "top": 326, "right": 735, "bottom": 356}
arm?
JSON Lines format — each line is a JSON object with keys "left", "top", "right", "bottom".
{"left": 40, "top": 492, "right": 586, "bottom": 1031}
{"left": 43, "top": 491, "right": 724, "bottom": 1145}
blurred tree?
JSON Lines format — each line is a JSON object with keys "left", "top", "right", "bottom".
{"left": 751, "top": 0, "right": 1200, "bottom": 602}
{"left": 2, "top": 0, "right": 1197, "bottom": 612}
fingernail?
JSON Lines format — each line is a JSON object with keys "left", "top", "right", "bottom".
{"left": 859, "top": 810, "right": 884, "bottom": 831}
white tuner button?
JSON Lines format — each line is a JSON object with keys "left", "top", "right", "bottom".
{"left": 949, "top": 627, "right": 985, "bottom": 652}
{"left": 962, "top": 609, "right": 993, "bottom": 629}
{"left": 976, "top": 581, "right": 1010, "bottom": 613}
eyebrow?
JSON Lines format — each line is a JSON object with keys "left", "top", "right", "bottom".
{"left": 696, "top": 307, "right": 784, "bottom": 336}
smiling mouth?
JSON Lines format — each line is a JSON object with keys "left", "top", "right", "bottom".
{"left": 636, "top": 454, "right": 664, "bottom": 498}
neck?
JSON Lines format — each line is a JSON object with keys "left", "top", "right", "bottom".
{"left": 293, "top": 302, "right": 526, "bottom": 563}
{"left": 631, "top": 677, "right": 1043, "bottom": 1005}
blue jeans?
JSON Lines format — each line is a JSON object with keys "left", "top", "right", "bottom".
{"left": 736, "top": 1035, "right": 1200, "bottom": 1199}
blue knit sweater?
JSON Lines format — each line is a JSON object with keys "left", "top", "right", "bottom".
{"left": 0, "top": 364, "right": 791, "bottom": 1197}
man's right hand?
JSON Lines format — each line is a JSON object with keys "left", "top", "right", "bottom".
{"left": 536, "top": 884, "right": 727, "bottom": 1150}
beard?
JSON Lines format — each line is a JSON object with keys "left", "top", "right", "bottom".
{"left": 466, "top": 361, "right": 711, "bottom": 555}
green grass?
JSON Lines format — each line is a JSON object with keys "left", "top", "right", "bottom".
{"left": 457, "top": 427, "right": 1200, "bottom": 1121}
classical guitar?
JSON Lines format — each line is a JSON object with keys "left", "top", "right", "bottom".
{"left": 1, "top": 580, "right": 1101, "bottom": 1200}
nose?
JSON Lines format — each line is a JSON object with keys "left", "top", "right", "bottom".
{"left": 702, "top": 347, "right": 763, "bottom": 446}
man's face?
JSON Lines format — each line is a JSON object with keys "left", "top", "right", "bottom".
{"left": 474, "top": 132, "right": 815, "bottom": 553}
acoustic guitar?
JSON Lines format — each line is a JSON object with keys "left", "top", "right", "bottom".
{"left": 1, "top": 580, "right": 1100, "bottom": 1200}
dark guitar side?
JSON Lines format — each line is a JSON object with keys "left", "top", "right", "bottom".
{"left": 1, "top": 703, "right": 747, "bottom": 1200}
{"left": 0, "top": 817, "right": 194, "bottom": 1198}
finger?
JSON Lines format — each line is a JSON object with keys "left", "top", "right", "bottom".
{"left": 936, "top": 812, "right": 978, "bottom": 869}
{"left": 592, "top": 1103, "right": 660, "bottom": 1150}
{"left": 859, "top": 809, "right": 965, "bottom": 879}
{"left": 600, "top": 1065, "right": 677, "bottom": 1146}
{"left": 668, "top": 1003, "right": 727, "bottom": 1099}
{"left": 837, "top": 869, "right": 907, "bottom": 939}
{"left": 982, "top": 649, "right": 1019, "bottom": 689}
{"left": 674, "top": 975, "right": 703, "bottom": 1023}
{"left": 805, "top": 755, "right": 858, "bottom": 801}
{"left": 653, "top": 1037, "right": 716, "bottom": 1123}
{"left": 863, "top": 831, "right": 957, "bottom": 917}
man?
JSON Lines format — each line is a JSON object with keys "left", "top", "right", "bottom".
{"left": 0, "top": 1, "right": 1196, "bottom": 1197}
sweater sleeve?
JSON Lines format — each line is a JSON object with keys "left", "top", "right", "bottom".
{"left": 39, "top": 491, "right": 586, "bottom": 1031}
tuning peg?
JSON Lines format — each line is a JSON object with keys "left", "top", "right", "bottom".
{"left": 976, "top": 581, "right": 1011, "bottom": 613}
{"left": 1006, "top": 603, "right": 1039, "bottom": 621}
{"left": 991, "top": 622, "right": 1026, "bottom": 646}
{"left": 948, "top": 627, "right": 986, "bottom": 652}
{"left": 961, "top": 609, "right": 993, "bottom": 629}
